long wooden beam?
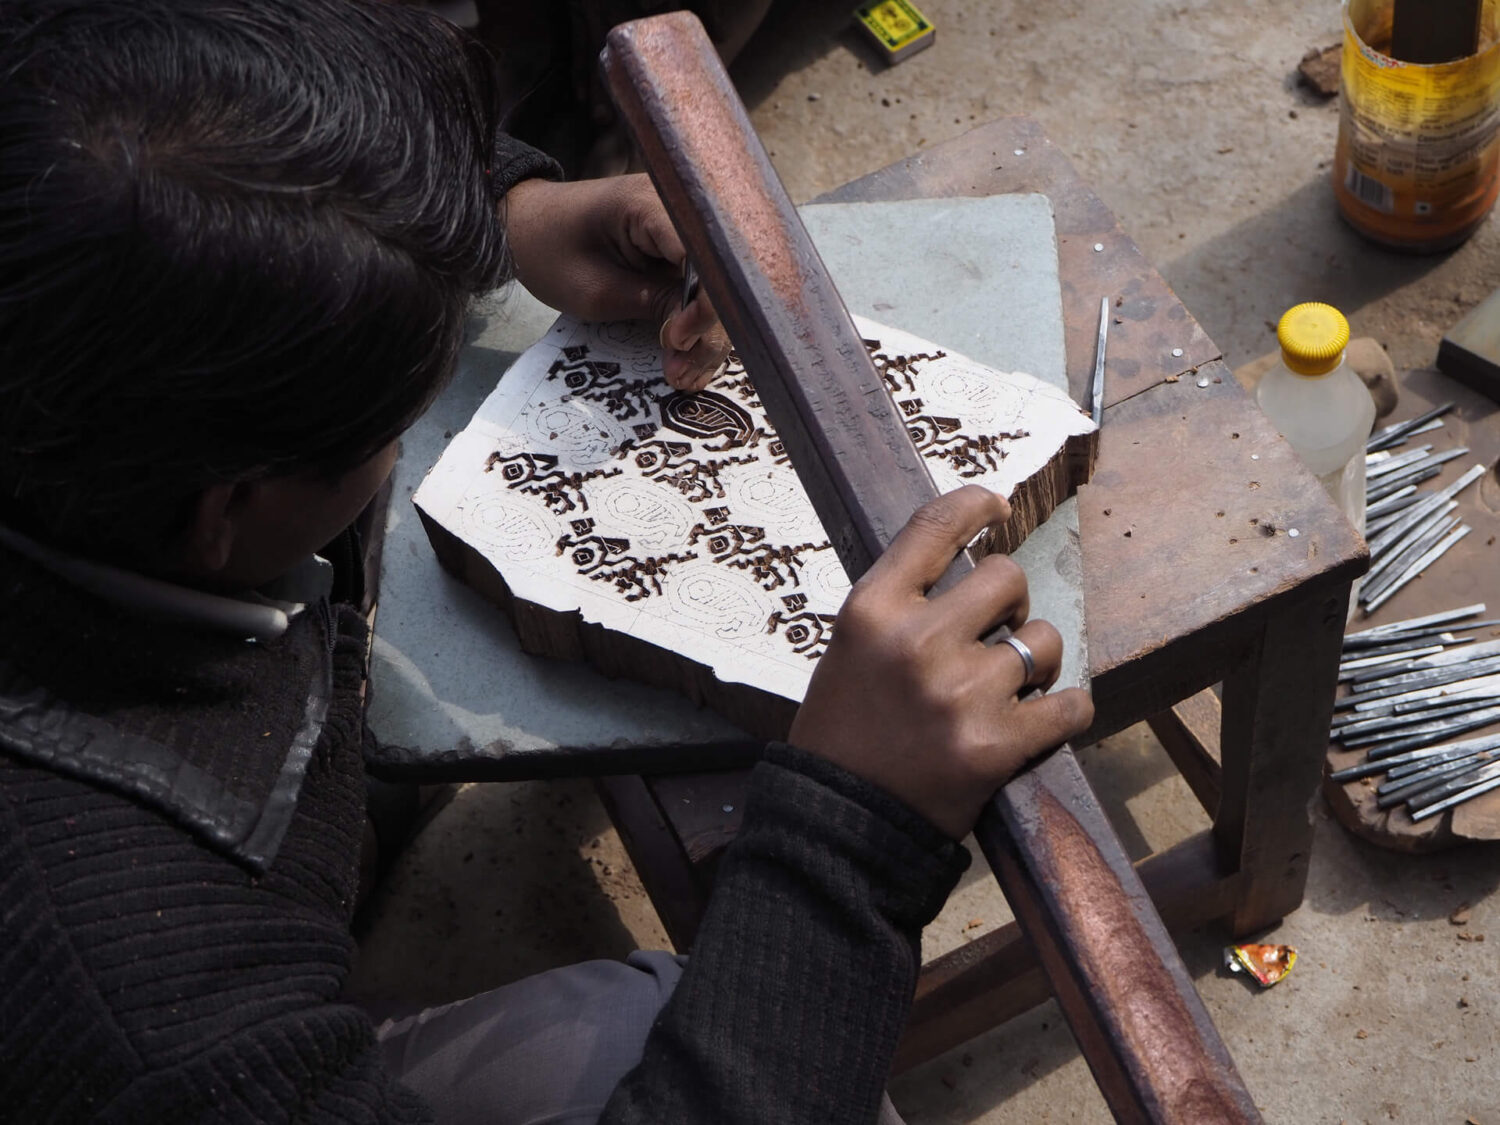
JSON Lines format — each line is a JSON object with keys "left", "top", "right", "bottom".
{"left": 898, "top": 829, "right": 1242, "bottom": 1071}
{"left": 601, "top": 13, "right": 1260, "bottom": 1122}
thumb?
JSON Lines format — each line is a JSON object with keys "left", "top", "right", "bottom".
{"left": 659, "top": 288, "right": 719, "bottom": 353}
{"left": 660, "top": 294, "right": 732, "bottom": 391}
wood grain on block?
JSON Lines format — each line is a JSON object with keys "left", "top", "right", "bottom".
{"left": 415, "top": 313, "right": 1095, "bottom": 740}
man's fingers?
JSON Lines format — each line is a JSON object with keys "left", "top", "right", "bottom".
{"left": 621, "top": 174, "right": 686, "bottom": 269}
{"left": 655, "top": 274, "right": 730, "bottom": 393}
{"left": 565, "top": 259, "right": 678, "bottom": 325}
{"left": 927, "top": 552, "right": 1030, "bottom": 639}
{"left": 983, "top": 687, "right": 1094, "bottom": 785}
{"left": 989, "top": 619, "right": 1063, "bottom": 694}
{"left": 865, "top": 486, "right": 1012, "bottom": 596}
{"left": 592, "top": 174, "right": 733, "bottom": 385}
{"left": 662, "top": 322, "right": 731, "bottom": 390}
{"left": 666, "top": 358, "right": 727, "bottom": 392}
{"left": 659, "top": 289, "right": 722, "bottom": 354}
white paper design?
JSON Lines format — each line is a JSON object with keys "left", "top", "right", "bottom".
{"left": 415, "top": 314, "right": 1093, "bottom": 704}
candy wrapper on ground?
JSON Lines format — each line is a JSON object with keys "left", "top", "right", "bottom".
{"left": 1224, "top": 943, "right": 1297, "bottom": 987}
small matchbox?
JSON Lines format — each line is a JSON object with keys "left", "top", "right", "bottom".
{"left": 854, "top": 0, "right": 935, "bottom": 64}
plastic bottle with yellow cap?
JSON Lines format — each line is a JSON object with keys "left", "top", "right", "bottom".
{"left": 1255, "top": 303, "right": 1376, "bottom": 539}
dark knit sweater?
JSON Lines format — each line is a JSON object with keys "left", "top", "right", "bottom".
{"left": 0, "top": 537, "right": 968, "bottom": 1123}
{"left": 602, "top": 746, "right": 971, "bottom": 1124}
{"left": 0, "top": 542, "right": 425, "bottom": 1122}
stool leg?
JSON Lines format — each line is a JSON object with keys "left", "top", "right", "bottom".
{"left": 593, "top": 775, "right": 708, "bottom": 953}
{"left": 1215, "top": 583, "right": 1350, "bottom": 936}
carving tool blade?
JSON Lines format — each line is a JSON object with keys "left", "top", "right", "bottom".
{"left": 1345, "top": 603, "right": 1486, "bottom": 642}
{"left": 1365, "top": 402, "right": 1454, "bottom": 452}
{"left": 1411, "top": 768, "right": 1500, "bottom": 819}
{"left": 1409, "top": 759, "right": 1500, "bottom": 813}
{"left": 1090, "top": 296, "right": 1108, "bottom": 427}
{"left": 1329, "top": 731, "right": 1500, "bottom": 782}
{"left": 1365, "top": 488, "right": 1421, "bottom": 521}
{"left": 1364, "top": 525, "right": 1471, "bottom": 614}
{"left": 1365, "top": 446, "right": 1434, "bottom": 478}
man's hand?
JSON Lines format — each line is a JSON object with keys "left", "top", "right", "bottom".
{"left": 788, "top": 486, "right": 1094, "bottom": 839}
{"left": 504, "top": 175, "right": 730, "bottom": 391}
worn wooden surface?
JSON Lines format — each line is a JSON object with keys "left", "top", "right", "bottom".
{"left": 1219, "top": 583, "right": 1351, "bottom": 933}
{"left": 1322, "top": 366, "right": 1500, "bottom": 850}
{"left": 1077, "top": 361, "right": 1366, "bottom": 737}
{"left": 1147, "top": 689, "right": 1224, "bottom": 817}
{"left": 978, "top": 754, "right": 1257, "bottom": 1122}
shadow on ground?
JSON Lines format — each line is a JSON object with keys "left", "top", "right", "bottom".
{"left": 732, "top": 0, "right": 888, "bottom": 108}
{"left": 1162, "top": 175, "right": 1500, "bottom": 372}
{"left": 347, "top": 779, "right": 664, "bottom": 1021}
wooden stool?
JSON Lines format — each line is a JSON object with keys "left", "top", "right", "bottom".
{"left": 597, "top": 115, "right": 1364, "bottom": 1070}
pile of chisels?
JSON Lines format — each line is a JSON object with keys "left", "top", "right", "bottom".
{"left": 1360, "top": 404, "right": 1479, "bottom": 614}
{"left": 1330, "top": 603, "right": 1500, "bottom": 818}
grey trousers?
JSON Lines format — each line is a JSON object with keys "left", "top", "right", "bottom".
{"left": 374, "top": 950, "right": 906, "bottom": 1124}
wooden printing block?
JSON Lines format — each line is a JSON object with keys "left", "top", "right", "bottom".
{"left": 415, "top": 313, "right": 1095, "bottom": 741}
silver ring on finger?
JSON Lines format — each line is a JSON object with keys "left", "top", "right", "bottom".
{"left": 1002, "top": 635, "right": 1035, "bottom": 684}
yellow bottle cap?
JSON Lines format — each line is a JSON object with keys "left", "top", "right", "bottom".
{"left": 1277, "top": 302, "right": 1350, "bottom": 376}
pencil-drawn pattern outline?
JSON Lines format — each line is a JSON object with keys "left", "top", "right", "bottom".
{"left": 439, "top": 315, "right": 1088, "bottom": 688}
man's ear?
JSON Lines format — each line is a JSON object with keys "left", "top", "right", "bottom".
{"left": 183, "top": 482, "right": 242, "bottom": 574}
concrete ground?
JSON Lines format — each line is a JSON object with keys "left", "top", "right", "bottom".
{"left": 350, "top": 1, "right": 1500, "bottom": 1120}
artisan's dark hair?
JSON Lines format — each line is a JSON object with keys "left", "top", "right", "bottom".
{"left": 0, "top": 0, "right": 510, "bottom": 553}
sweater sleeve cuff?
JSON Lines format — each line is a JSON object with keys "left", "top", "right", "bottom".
{"left": 764, "top": 742, "right": 966, "bottom": 858}
{"left": 491, "top": 132, "right": 563, "bottom": 197}
{"left": 753, "top": 741, "right": 971, "bottom": 926}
